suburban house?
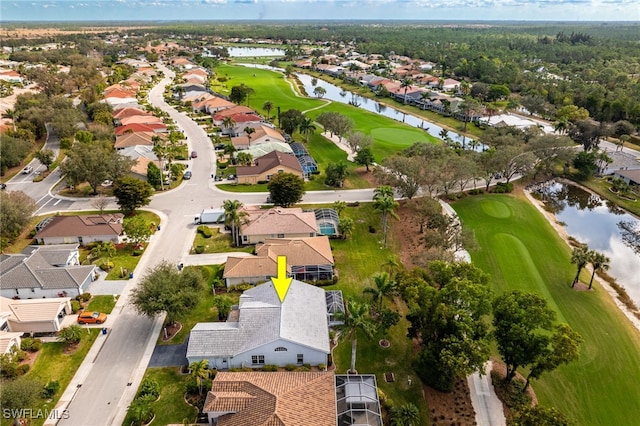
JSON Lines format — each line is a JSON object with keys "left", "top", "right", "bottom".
{"left": 239, "top": 207, "right": 319, "bottom": 245}
{"left": 114, "top": 122, "right": 167, "bottom": 136}
{"left": 256, "top": 237, "right": 334, "bottom": 282}
{"left": 0, "top": 69, "right": 24, "bottom": 84}
{"left": 0, "top": 330, "right": 23, "bottom": 354}
{"left": 242, "top": 141, "right": 295, "bottom": 160}
{"left": 186, "top": 279, "right": 330, "bottom": 369}
{"left": 223, "top": 236, "right": 334, "bottom": 287}
{"left": 119, "top": 115, "right": 164, "bottom": 127}
{"left": 230, "top": 124, "right": 286, "bottom": 150}
{"left": 114, "top": 131, "right": 158, "bottom": 150}
{"left": 192, "top": 96, "right": 235, "bottom": 114}
{"left": 0, "top": 245, "right": 97, "bottom": 299}
{"left": 235, "top": 151, "right": 303, "bottom": 185}
{"left": 613, "top": 168, "right": 640, "bottom": 186}
{"left": 202, "top": 371, "right": 337, "bottom": 426}
{"left": 223, "top": 256, "right": 282, "bottom": 287}
{"left": 34, "top": 213, "right": 124, "bottom": 245}
{"left": 0, "top": 296, "right": 73, "bottom": 334}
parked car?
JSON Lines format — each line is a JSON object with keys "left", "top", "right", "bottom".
{"left": 214, "top": 175, "right": 223, "bottom": 181}
{"left": 77, "top": 311, "right": 108, "bottom": 325}
{"left": 183, "top": 171, "right": 192, "bottom": 180}
{"left": 190, "top": 151, "right": 198, "bottom": 159}
{"left": 22, "top": 166, "right": 33, "bottom": 174}
{"left": 226, "top": 174, "right": 235, "bottom": 180}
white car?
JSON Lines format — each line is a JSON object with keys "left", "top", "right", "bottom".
{"left": 22, "top": 166, "right": 33, "bottom": 174}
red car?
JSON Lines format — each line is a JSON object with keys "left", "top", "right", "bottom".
{"left": 190, "top": 151, "right": 198, "bottom": 159}
{"left": 77, "top": 311, "right": 108, "bottom": 324}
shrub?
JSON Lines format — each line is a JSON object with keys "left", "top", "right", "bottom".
{"left": 229, "top": 284, "right": 253, "bottom": 292}
{"left": 13, "top": 349, "right": 27, "bottom": 362}
{"left": 493, "top": 182, "right": 514, "bottom": 193}
{"left": 20, "top": 337, "right": 42, "bottom": 352}
{"left": 468, "top": 188, "right": 484, "bottom": 195}
{"left": 132, "top": 250, "right": 143, "bottom": 256}
{"left": 285, "top": 364, "right": 297, "bottom": 371}
{"left": 194, "top": 245, "right": 204, "bottom": 254}
{"left": 318, "top": 363, "right": 326, "bottom": 371}
{"left": 71, "top": 300, "right": 81, "bottom": 313}
{"left": 137, "top": 378, "right": 160, "bottom": 400}
{"left": 296, "top": 366, "right": 310, "bottom": 372}
{"left": 0, "top": 354, "right": 18, "bottom": 378}
{"left": 100, "top": 261, "right": 114, "bottom": 271}
{"left": 79, "top": 292, "right": 92, "bottom": 302}
{"left": 42, "top": 380, "right": 60, "bottom": 399}
{"left": 262, "top": 364, "right": 278, "bottom": 372}
{"left": 197, "top": 226, "right": 212, "bottom": 238}
{"left": 17, "top": 364, "right": 30, "bottom": 375}
{"left": 217, "top": 163, "right": 227, "bottom": 170}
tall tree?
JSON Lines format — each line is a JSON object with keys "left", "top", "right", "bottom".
{"left": 0, "top": 190, "right": 36, "bottom": 248}
{"left": 588, "top": 250, "right": 610, "bottom": 290}
{"left": 222, "top": 116, "right": 236, "bottom": 135}
{"left": 123, "top": 215, "right": 152, "bottom": 248}
{"left": 244, "top": 126, "right": 255, "bottom": 145}
{"left": 267, "top": 172, "right": 305, "bottom": 207}
{"left": 571, "top": 245, "right": 591, "bottom": 288}
{"left": 324, "top": 162, "right": 348, "bottom": 187}
{"left": 188, "top": 360, "right": 211, "bottom": 395}
{"left": 354, "top": 147, "right": 376, "bottom": 172}
{"left": 373, "top": 187, "right": 399, "bottom": 248}
{"left": 113, "top": 176, "right": 154, "bottom": 216}
{"left": 298, "top": 116, "right": 316, "bottom": 143}
{"left": 222, "top": 199, "right": 248, "bottom": 247}
{"left": 336, "top": 300, "right": 376, "bottom": 374}
{"left": 279, "top": 109, "right": 304, "bottom": 136}
{"left": 130, "top": 261, "right": 203, "bottom": 326}
{"left": 363, "top": 272, "right": 397, "bottom": 311}
{"left": 400, "top": 77, "right": 414, "bottom": 104}
{"left": 262, "top": 101, "right": 273, "bottom": 121}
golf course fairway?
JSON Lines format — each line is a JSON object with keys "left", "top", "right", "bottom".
{"left": 453, "top": 193, "right": 640, "bottom": 426}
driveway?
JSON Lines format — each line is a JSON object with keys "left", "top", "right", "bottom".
{"left": 149, "top": 339, "right": 188, "bottom": 367}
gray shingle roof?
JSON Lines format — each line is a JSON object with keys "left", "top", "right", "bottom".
{"left": 187, "top": 279, "right": 330, "bottom": 359}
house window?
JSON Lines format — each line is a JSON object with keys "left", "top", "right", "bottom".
{"left": 243, "top": 235, "right": 248, "bottom": 243}
{"left": 278, "top": 169, "right": 284, "bottom": 174}
{"left": 277, "top": 234, "right": 284, "bottom": 238}
{"left": 297, "top": 354, "right": 304, "bottom": 364}
{"left": 251, "top": 355, "right": 265, "bottom": 365}
{"left": 266, "top": 174, "right": 273, "bottom": 180}
{"left": 275, "top": 347, "right": 287, "bottom": 352}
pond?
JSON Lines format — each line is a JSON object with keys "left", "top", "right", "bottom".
{"left": 533, "top": 181, "right": 640, "bottom": 305}
{"left": 295, "top": 73, "right": 482, "bottom": 149}
{"left": 227, "top": 47, "right": 285, "bottom": 57}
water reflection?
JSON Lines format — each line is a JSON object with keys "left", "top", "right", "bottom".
{"left": 534, "top": 182, "right": 640, "bottom": 305}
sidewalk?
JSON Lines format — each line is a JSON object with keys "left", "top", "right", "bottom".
{"left": 468, "top": 361, "right": 506, "bottom": 426}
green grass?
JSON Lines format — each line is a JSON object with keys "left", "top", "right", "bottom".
{"left": 192, "top": 227, "right": 254, "bottom": 254}
{"left": 7, "top": 330, "right": 100, "bottom": 426}
{"left": 453, "top": 192, "right": 640, "bottom": 426}
{"left": 138, "top": 367, "right": 198, "bottom": 425}
{"left": 86, "top": 295, "right": 118, "bottom": 313}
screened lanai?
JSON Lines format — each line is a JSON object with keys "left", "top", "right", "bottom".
{"left": 315, "top": 208, "right": 340, "bottom": 237}
{"left": 325, "top": 290, "right": 345, "bottom": 326}
{"left": 335, "top": 375, "right": 383, "bottom": 426}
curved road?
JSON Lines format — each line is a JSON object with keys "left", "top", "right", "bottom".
{"left": 45, "top": 64, "right": 374, "bottom": 426}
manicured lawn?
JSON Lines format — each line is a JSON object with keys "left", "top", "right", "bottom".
{"left": 192, "top": 227, "right": 254, "bottom": 254}
{"left": 86, "top": 295, "right": 118, "bottom": 313}
{"left": 453, "top": 192, "right": 640, "bottom": 425}
{"left": 139, "top": 367, "right": 198, "bottom": 425}
{"left": 19, "top": 330, "right": 100, "bottom": 426}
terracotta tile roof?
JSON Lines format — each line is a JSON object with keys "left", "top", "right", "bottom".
{"left": 104, "top": 87, "right": 136, "bottom": 99}
{"left": 119, "top": 115, "right": 163, "bottom": 126}
{"left": 205, "top": 372, "right": 336, "bottom": 426}
{"left": 236, "top": 151, "right": 302, "bottom": 177}
{"left": 114, "top": 132, "right": 156, "bottom": 149}
{"left": 35, "top": 214, "right": 123, "bottom": 239}
{"left": 241, "top": 207, "right": 318, "bottom": 237}
{"left": 256, "top": 237, "right": 334, "bottom": 266}
{"left": 114, "top": 123, "right": 167, "bottom": 136}
{"left": 213, "top": 105, "right": 255, "bottom": 120}
{"left": 223, "top": 256, "right": 282, "bottom": 279}
{"left": 112, "top": 107, "right": 151, "bottom": 119}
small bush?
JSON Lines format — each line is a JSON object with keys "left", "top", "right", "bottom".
{"left": 229, "top": 284, "right": 253, "bottom": 292}
{"left": 132, "top": 250, "right": 143, "bottom": 256}
{"left": 261, "top": 364, "right": 278, "bottom": 372}
{"left": 217, "top": 163, "right": 228, "bottom": 170}
{"left": 17, "top": 364, "right": 30, "bottom": 375}
{"left": 71, "top": 300, "right": 81, "bottom": 313}
{"left": 347, "top": 201, "right": 360, "bottom": 207}
{"left": 0, "top": 354, "right": 18, "bottom": 378}
{"left": 100, "top": 261, "right": 114, "bottom": 271}
{"left": 302, "top": 363, "right": 311, "bottom": 369}
{"left": 285, "top": 364, "right": 297, "bottom": 371}
{"left": 468, "top": 188, "right": 484, "bottom": 195}
{"left": 13, "top": 349, "right": 27, "bottom": 362}
{"left": 296, "top": 366, "right": 310, "bottom": 372}
{"left": 20, "top": 337, "right": 42, "bottom": 352}
{"left": 195, "top": 245, "right": 205, "bottom": 254}
{"left": 493, "top": 182, "right": 514, "bottom": 193}
{"left": 318, "top": 363, "right": 326, "bottom": 371}
{"left": 79, "top": 292, "right": 91, "bottom": 302}
{"left": 42, "top": 380, "right": 60, "bottom": 399}
{"left": 197, "top": 226, "right": 213, "bottom": 238}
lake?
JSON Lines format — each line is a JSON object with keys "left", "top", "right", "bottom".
{"left": 534, "top": 182, "right": 640, "bottom": 305}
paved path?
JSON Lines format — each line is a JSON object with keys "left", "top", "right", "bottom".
{"left": 468, "top": 361, "right": 506, "bottom": 426}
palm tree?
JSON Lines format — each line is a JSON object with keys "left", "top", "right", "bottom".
{"left": 2, "top": 108, "right": 17, "bottom": 132}
{"left": 244, "top": 126, "right": 255, "bottom": 145}
{"left": 400, "top": 77, "right": 413, "bottom": 104}
{"left": 126, "top": 395, "right": 154, "bottom": 426}
{"left": 554, "top": 118, "right": 569, "bottom": 135}
{"left": 338, "top": 217, "right": 354, "bottom": 240}
{"left": 383, "top": 256, "right": 400, "bottom": 276}
{"left": 363, "top": 272, "right": 397, "bottom": 311}
{"left": 332, "top": 200, "right": 347, "bottom": 217}
{"left": 298, "top": 116, "right": 316, "bottom": 143}
{"left": 588, "top": 251, "right": 610, "bottom": 290}
{"left": 152, "top": 136, "right": 167, "bottom": 190}
{"left": 336, "top": 300, "right": 376, "bottom": 374}
{"left": 223, "top": 200, "right": 248, "bottom": 247}
{"left": 373, "top": 185, "right": 394, "bottom": 200}
{"left": 236, "top": 151, "right": 253, "bottom": 167}
{"left": 188, "top": 359, "right": 211, "bottom": 395}
{"left": 571, "top": 246, "right": 590, "bottom": 288}
{"left": 91, "top": 241, "right": 116, "bottom": 270}
{"left": 222, "top": 116, "right": 236, "bottom": 136}
{"left": 263, "top": 101, "right": 274, "bottom": 121}
{"left": 373, "top": 194, "right": 399, "bottom": 248}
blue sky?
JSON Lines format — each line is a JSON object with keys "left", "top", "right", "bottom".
{"left": 2, "top": 0, "right": 639, "bottom": 22}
